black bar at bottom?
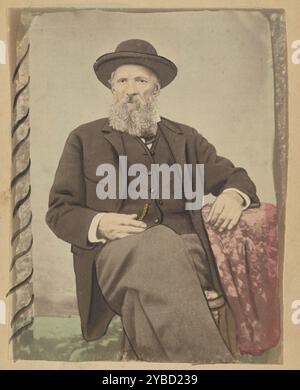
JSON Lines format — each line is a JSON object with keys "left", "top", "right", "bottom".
{"left": 0, "top": 369, "right": 298, "bottom": 386}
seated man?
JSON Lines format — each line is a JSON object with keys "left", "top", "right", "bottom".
{"left": 46, "top": 39, "right": 260, "bottom": 363}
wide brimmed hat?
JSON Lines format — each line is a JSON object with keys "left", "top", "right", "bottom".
{"left": 93, "top": 39, "right": 177, "bottom": 89}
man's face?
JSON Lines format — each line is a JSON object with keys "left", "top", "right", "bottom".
{"left": 110, "top": 64, "right": 159, "bottom": 111}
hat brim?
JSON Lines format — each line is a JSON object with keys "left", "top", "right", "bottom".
{"left": 93, "top": 51, "right": 177, "bottom": 89}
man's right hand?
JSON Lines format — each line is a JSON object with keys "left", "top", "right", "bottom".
{"left": 97, "top": 213, "right": 147, "bottom": 241}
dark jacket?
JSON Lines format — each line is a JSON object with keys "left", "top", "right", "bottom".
{"left": 46, "top": 117, "right": 260, "bottom": 341}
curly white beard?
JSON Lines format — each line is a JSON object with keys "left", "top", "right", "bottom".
{"left": 109, "top": 95, "right": 160, "bottom": 137}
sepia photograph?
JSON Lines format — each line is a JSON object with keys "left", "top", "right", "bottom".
{"left": 2, "top": 3, "right": 290, "bottom": 367}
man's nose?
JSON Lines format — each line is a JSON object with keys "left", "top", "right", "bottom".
{"left": 125, "top": 80, "right": 138, "bottom": 96}
{"left": 127, "top": 92, "right": 138, "bottom": 101}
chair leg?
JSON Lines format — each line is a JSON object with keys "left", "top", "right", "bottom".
{"left": 205, "top": 289, "right": 238, "bottom": 357}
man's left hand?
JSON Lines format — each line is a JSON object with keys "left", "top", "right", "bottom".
{"left": 206, "top": 191, "right": 244, "bottom": 232}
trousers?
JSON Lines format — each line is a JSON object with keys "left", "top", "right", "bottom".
{"left": 95, "top": 225, "right": 234, "bottom": 363}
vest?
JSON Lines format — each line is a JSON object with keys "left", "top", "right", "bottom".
{"left": 119, "top": 128, "right": 195, "bottom": 234}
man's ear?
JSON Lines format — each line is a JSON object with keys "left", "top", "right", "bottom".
{"left": 108, "top": 79, "right": 114, "bottom": 93}
{"left": 153, "top": 82, "right": 160, "bottom": 97}
{"left": 109, "top": 72, "right": 116, "bottom": 93}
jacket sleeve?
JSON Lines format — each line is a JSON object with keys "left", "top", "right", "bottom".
{"left": 194, "top": 130, "right": 260, "bottom": 208}
{"left": 46, "top": 131, "right": 99, "bottom": 249}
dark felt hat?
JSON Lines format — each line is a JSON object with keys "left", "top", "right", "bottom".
{"left": 93, "top": 39, "right": 177, "bottom": 89}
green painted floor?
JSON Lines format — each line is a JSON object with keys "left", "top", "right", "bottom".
{"left": 13, "top": 315, "right": 280, "bottom": 363}
{"left": 14, "top": 316, "right": 124, "bottom": 361}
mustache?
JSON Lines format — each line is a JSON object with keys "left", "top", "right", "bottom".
{"left": 113, "top": 93, "right": 156, "bottom": 107}
{"left": 124, "top": 96, "right": 142, "bottom": 105}
{"left": 113, "top": 97, "right": 146, "bottom": 114}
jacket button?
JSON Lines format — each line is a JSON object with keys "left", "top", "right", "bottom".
{"left": 158, "top": 200, "right": 163, "bottom": 205}
{"left": 150, "top": 150, "right": 155, "bottom": 156}
{"left": 154, "top": 218, "right": 160, "bottom": 224}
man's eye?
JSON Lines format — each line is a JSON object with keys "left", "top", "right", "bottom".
{"left": 138, "top": 79, "right": 147, "bottom": 83}
{"left": 119, "top": 79, "right": 127, "bottom": 83}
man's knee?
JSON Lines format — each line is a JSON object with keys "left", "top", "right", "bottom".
{"left": 138, "top": 225, "right": 183, "bottom": 258}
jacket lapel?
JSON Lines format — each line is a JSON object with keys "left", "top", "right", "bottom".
{"left": 101, "top": 120, "right": 125, "bottom": 157}
{"left": 100, "top": 121, "right": 125, "bottom": 212}
{"left": 159, "top": 118, "right": 186, "bottom": 166}
{"left": 101, "top": 117, "right": 187, "bottom": 165}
